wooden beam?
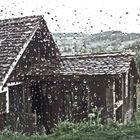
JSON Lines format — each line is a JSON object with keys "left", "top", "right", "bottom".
{"left": 7, "top": 82, "right": 22, "bottom": 87}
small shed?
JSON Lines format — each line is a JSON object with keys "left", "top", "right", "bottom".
{"left": 0, "top": 15, "right": 139, "bottom": 132}
{"left": 27, "top": 52, "right": 139, "bottom": 129}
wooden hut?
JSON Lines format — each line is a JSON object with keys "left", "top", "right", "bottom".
{"left": 0, "top": 15, "right": 139, "bottom": 132}
{"left": 0, "top": 15, "right": 60, "bottom": 132}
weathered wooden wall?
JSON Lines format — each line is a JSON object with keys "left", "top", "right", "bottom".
{"left": 28, "top": 75, "right": 117, "bottom": 130}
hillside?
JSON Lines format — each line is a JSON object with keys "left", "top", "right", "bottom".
{"left": 52, "top": 31, "right": 140, "bottom": 55}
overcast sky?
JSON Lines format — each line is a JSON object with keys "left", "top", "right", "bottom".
{"left": 1, "top": 0, "right": 140, "bottom": 33}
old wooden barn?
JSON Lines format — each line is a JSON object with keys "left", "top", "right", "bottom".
{"left": 0, "top": 15, "right": 139, "bottom": 132}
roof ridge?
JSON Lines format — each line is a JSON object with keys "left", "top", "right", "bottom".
{"left": 0, "top": 15, "right": 44, "bottom": 22}
{"left": 61, "top": 51, "right": 135, "bottom": 59}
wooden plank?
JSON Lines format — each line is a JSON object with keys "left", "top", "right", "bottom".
{"left": 112, "top": 80, "right": 116, "bottom": 122}
{"left": 7, "top": 82, "right": 22, "bottom": 87}
{"left": 125, "top": 73, "right": 129, "bottom": 98}
{"left": 130, "top": 75, "right": 134, "bottom": 109}
{"left": 86, "top": 79, "right": 91, "bottom": 113}
{"left": 122, "top": 74, "right": 125, "bottom": 121}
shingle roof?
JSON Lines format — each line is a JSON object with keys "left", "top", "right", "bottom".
{"left": 27, "top": 52, "right": 136, "bottom": 76}
{"left": 0, "top": 15, "right": 43, "bottom": 84}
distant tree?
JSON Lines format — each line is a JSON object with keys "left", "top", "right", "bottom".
{"left": 97, "top": 45, "right": 104, "bottom": 52}
{"left": 73, "top": 42, "right": 78, "bottom": 53}
{"left": 112, "top": 46, "right": 119, "bottom": 51}
{"left": 80, "top": 41, "right": 87, "bottom": 53}
{"left": 127, "top": 41, "right": 140, "bottom": 71}
{"left": 128, "top": 41, "right": 140, "bottom": 52}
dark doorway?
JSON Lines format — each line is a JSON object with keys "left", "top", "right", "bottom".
{"left": 30, "top": 81, "right": 44, "bottom": 126}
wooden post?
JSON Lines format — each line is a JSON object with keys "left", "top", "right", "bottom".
{"left": 133, "top": 85, "right": 137, "bottom": 112}
{"left": 5, "top": 87, "right": 9, "bottom": 113}
{"left": 130, "top": 75, "right": 134, "bottom": 109}
{"left": 86, "top": 79, "right": 91, "bottom": 113}
{"left": 26, "top": 82, "right": 32, "bottom": 114}
{"left": 125, "top": 73, "right": 128, "bottom": 98}
{"left": 112, "top": 80, "right": 116, "bottom": 122}
{"left": 0, "top": 88, "right": 9, "bottom": 113}
{"left": 122, "top": 74, "right": 125, "bottom": 121}
{"left": 124, "top": 72, "right": 129, "bottom": 123}
{"left": 22, "top": 82, "right": 25, "bottom": 113}
{"left": 105, "top": 78, "right": 115, "bottom": 121}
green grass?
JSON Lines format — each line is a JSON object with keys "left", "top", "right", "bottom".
{"left": 1, "top": 116, "right": 140, "bottom": 140}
